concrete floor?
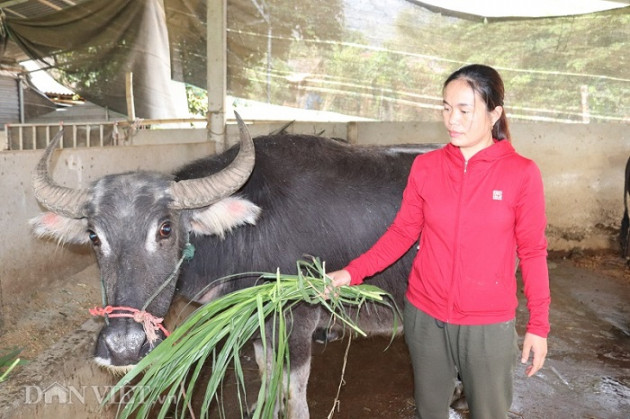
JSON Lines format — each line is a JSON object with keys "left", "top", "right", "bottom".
{"left": 308, "top": 255, "right": 630, "bottom": 418}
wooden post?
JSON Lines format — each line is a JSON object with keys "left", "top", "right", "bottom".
{"left": 347, "top": 121, "right": 358, "bottom": 145}
{"left": 580, "top": 85, "right": 590, "bottom": 124}
{"left": 207, "top": 0, "right": 227, "bottom": 151}
{"left": 126, "top": 72, "right": 136, "bottom": 121}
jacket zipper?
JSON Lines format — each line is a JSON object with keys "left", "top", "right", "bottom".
{"left": 446, "top": 159, "right": 468, "bottom": 322}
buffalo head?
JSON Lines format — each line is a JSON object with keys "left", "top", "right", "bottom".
{"left": 30, "top": 114, "right": 257, "bottom": 372}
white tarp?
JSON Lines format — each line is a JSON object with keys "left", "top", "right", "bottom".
{"left": 413, "top": 0, "right": 628, "bottom": 18}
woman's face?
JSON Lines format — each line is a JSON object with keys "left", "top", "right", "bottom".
{"left": 442, "top": 78, "right": 502, "bottom": 160}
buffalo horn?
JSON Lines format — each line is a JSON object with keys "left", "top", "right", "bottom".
{"left": 32, "top": 130, "right": 89, "bottom": 218}
{"left": 169, "top": 111, "right": 255, "bottom": 210}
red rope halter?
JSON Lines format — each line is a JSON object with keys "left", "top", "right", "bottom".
{"left": 89, "top": 305, "right": 170, "bottom": 345}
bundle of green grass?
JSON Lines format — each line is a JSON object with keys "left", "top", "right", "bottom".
{"left": 106, "top": 257, "right": 397, "bottom": 419}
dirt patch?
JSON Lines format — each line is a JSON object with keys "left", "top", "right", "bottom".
{"left": 1, "top": 264, "right": 102, "bottom": 360}
{"left": 552, "top": 248, "right": 630, "bottom": 278}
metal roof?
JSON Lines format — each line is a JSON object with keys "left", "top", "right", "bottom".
{"left": 0, "top": 0, "right": 90, "bottom": 19}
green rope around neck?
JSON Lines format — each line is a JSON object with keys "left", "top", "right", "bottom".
{"left": 98, "top": 235, "right": 196, "bottom": 322}
{"left": 142, "top": 239, "right": 196, "bottom": 311}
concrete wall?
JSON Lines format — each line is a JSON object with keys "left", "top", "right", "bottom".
{"left": 0, "top": 121, "right": 628, "bottom": 329}
{"left": 510, "top": 122, "right": 629, "bottom": 251}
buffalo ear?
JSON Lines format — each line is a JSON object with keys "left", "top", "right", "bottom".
{"left": 187, "top": 196, "right": 261, "bottom": 238}
{"left": 29, "top": 212, "right": 90, "bottom": 245}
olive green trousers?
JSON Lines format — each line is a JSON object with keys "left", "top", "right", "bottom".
{"left": 403, "top": 298, "right": 518, "bottom": 419}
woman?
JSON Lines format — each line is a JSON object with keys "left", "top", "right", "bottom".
{"left": 328, "top": 64, "right": 550, "bottom": 418}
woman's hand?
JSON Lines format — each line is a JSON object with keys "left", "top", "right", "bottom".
{"left": 327, "top": 269, "right": 352, "bottom": 287}
{"left": 521, "top": 332, "right": 548, "bottom": 377}
{"left": 324, "top": 269, "right": 352, "bottom": 298}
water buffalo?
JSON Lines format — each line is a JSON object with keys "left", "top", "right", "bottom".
{"left": 30, "top": 115, "right": 439, "bottom": 417}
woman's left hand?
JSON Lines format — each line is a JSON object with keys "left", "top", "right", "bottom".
{"left": 521, "top": 332, "right": 548, "bottom": 377}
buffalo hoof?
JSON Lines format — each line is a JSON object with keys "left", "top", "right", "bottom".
{"left": 450, "top": 380, "right": 468, "bottom": 410}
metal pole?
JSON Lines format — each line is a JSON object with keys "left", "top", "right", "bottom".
{"left": 18, "top": 75, "right": 24, "bottom": 124}
{"left": 207, "top": 0, "right": 227, "bottom": 151}
{"left": 267, "top": 25, "right": 272, "bottom": 103}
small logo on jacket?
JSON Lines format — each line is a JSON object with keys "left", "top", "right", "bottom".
{"left": 493, "top": 190, "right": 503, "bottom": 200}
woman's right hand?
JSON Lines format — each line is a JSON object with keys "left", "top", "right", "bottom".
{"left": 327, "top": 269, "right": 352, "bottom": 288}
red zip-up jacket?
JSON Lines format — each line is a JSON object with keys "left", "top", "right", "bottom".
{"left": 345, "top": 140, "right": 551, "bottom": 337}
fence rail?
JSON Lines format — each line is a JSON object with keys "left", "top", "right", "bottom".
{"left": 2, "top": 118, "right": 208, "bottom": 151}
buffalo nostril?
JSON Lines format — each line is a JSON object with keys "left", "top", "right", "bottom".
{"left": 98, "top": 320, "right": 149, "bottom": 366}
{"left": 139, "top": 333, "right": 165, "bottom": 358}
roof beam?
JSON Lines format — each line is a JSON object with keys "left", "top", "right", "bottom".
{"left": 36, "top": 0, "right": 62, "bottom": 11}
{"left": 2, "top": 7, "right": 26, "bottom": 18}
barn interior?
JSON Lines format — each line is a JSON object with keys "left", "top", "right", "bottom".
{"left": 0, "top": 1, "right": 629, "bottom": 418}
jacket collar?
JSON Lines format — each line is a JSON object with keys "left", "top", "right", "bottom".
{"left": 444, "top": 139, "right": 515, "bottom": 165}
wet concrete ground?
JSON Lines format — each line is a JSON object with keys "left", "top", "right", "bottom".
{"left": 307, "top": 257, "right": 630, "bottom": 418}
{"left": 1, "top": 255, "right": 628, "bottom": 418}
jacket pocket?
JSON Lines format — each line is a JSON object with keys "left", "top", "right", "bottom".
{"left": 456, "top": 273, "right": 517, "bottom": 316}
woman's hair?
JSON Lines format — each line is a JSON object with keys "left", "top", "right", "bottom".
{"left": 443, "top": 64, "right": 511, "bottom": 141}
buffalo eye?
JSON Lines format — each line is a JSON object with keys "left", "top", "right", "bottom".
{"left": 158, "top": 221, "right": 172, "bottom": 239}
{"left": 87, "top": 229, "right": 101, "bottom": 246}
